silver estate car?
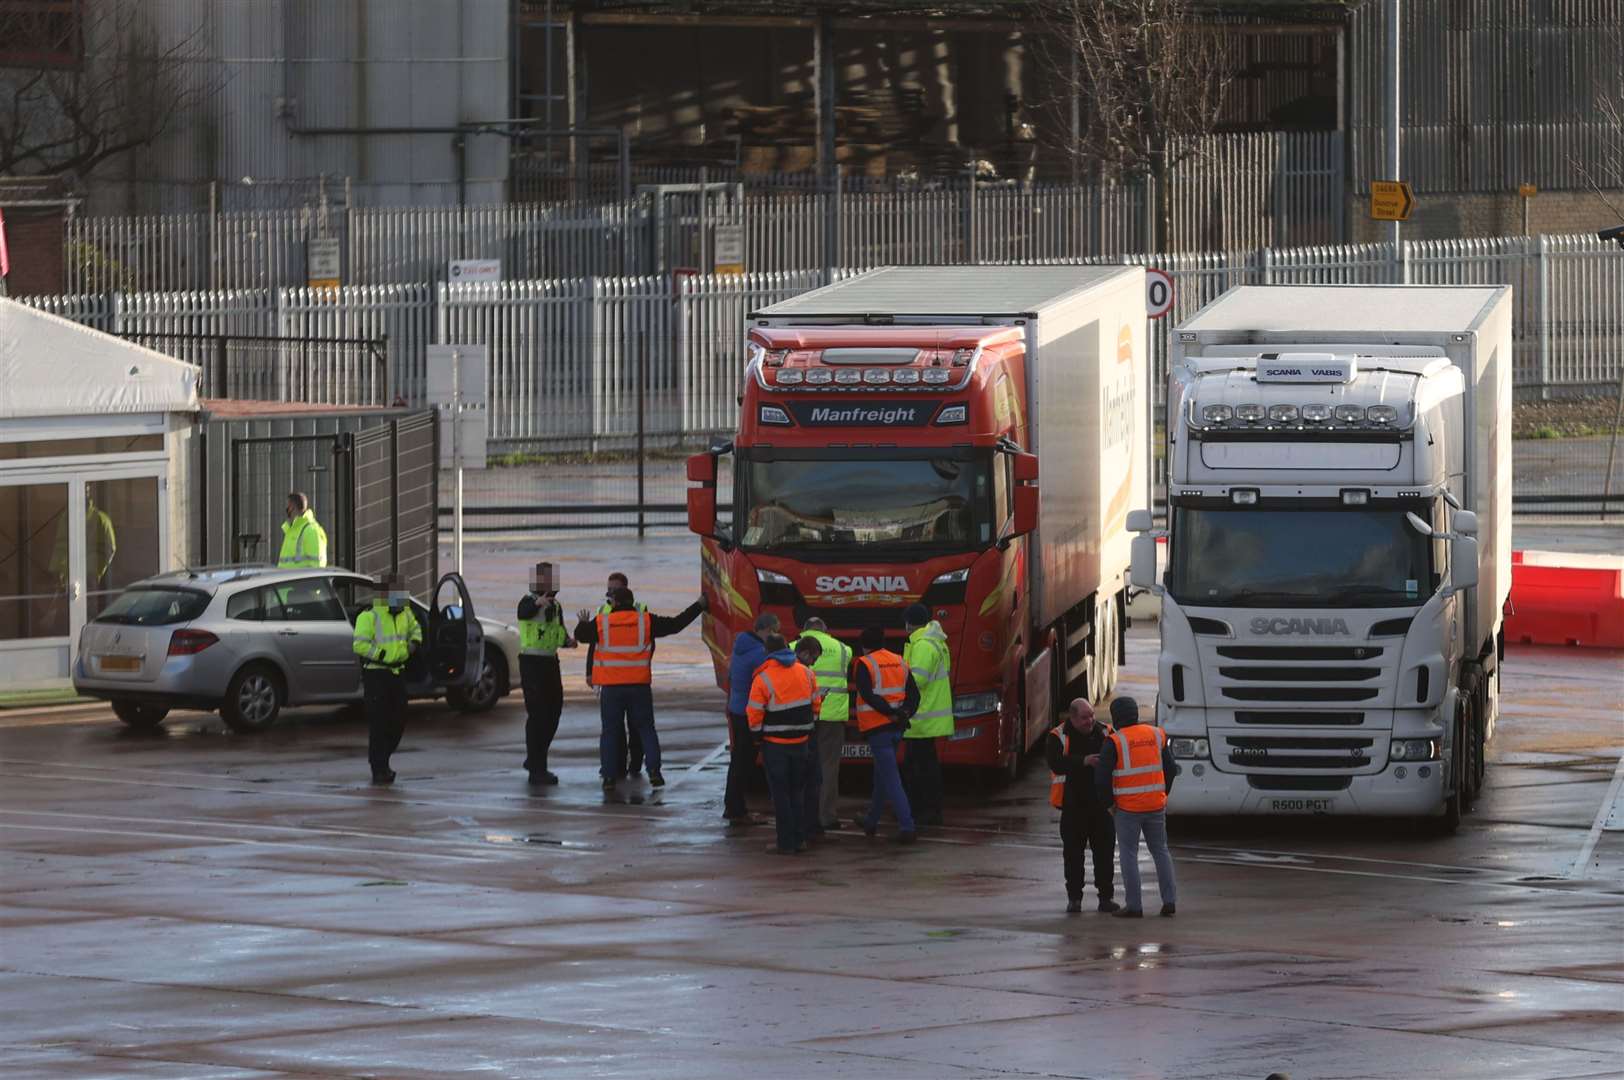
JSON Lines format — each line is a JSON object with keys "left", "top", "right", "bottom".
{"left": 72, "top": 566, "right": 522, "bottom": 731}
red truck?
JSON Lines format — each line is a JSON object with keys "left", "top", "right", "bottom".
{"left": 686, "top": 267, "right": 1148, "bottom": 776}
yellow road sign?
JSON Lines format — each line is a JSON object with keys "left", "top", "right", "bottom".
{"left": 1370, "top": 181, "right": 1415, "bottom": 222}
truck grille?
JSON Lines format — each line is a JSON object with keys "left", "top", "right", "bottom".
{"left": 1216, "top": 645, "right": 1384, "bottom": 661}
{"left": 1221, "top": 686, "right": 1379, "bottom": 701}
{"left": 1235, "top": 710, "right": 1364, "bottom": 726}
{"left": 1226, "top": 734, "right": 1375, "bottom": 770}
{"left": 1247, "top": 775, "right": 1352, "bottom": 791}
{"left": 1218, "top": 666, "right": 1380, "bottom": 682}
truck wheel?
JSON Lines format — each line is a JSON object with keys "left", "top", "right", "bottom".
{"left": 1101, "top": 600, "right": 1120, "bottom": 697}
{"left": 1471, "top": 685, "right": 1488, "bottom": 795}
{"left": 222, "top": 664, "right": 285, "bottom": 733}
{"left": 1437, "top": 702, "right": 1467, "bottom": 833}
{"left": 112, "top": 700, "right": 168, "bottom": 730}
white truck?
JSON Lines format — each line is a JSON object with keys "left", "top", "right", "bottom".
{"left": 1129, "top": 285, "right": 1512, "bottom": 828}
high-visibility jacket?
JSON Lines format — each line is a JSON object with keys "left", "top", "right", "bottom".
{"left": 594, "top": 609, "right": 654, "bottom": 685}
{"left": 853, "top": 650, "right": 909, "bottom": 733}
{"left": 903, "top": 620, "right": 953, "bottom": 739}
{"left": 279, "top": 510, "right": 328, "bottom": 569}
{"left": 746, "top": 656, "right": 817, "bottom": 744}
{"left": 50, "top": 504, "right": 117, "bottom": 584}
{"left": 796, "top": 628, "right": 851, "bottom": 723}
{"left": 353, "top": 603, "right": 422, "bottom": 672}
{"left": 598, "top": 600, "right": 649, "bottom": 614}
{"left": 519, "top": 595, "right": 569, "bottom": 657}
{"left": 1049, "top": 725, "right": 1070, "bottom": 809}
{"left": 1109, "top": 724, "right": 1169, "bottom": 812}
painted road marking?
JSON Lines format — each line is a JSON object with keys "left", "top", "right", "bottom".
{"left": 1569, "top": 750, "right": 1624, "bottom": 879}
{"left": 661, "top": 739, "right": 732, "bottom": 793}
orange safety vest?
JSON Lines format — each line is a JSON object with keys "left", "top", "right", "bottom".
{"left": 594, "top": 609, "right": 654, "bottom": 685}
{"left": 1049, "top": 725, "right": 1069, "bottom": 809}
{"left": 853, "top": 650, "right": 908, "bottom": 733}
{"left": 746, "top": 661, "right": 817, "bottom": 745}
{"left": 1109, "top": 724, "right": 1169, "bottom": 812}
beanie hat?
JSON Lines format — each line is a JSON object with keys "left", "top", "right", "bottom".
{"left": 904, "top": 602, "right": 931, "bottom": 628}
{"left": 1109, "top": 697, "right": 1140, "bottom": 726}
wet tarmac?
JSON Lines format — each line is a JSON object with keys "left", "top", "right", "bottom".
{"left": 2, "top": 537, "right": 1622, "bottom": 1079}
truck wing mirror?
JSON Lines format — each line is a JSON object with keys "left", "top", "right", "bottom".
{"left": 1012, "top": 452, "right": 1039, "bottom": 483}
{"left": 686, "top": 452, "right": 716, "bottom": 483}
{"left": 1405, "top": 511, "right": 1433, "bottom": 537}
{"left": 1451, "top": 509, "right": 1478, "bottom": 536}
{"left": 1131, "top": 533, "right": 1163, "bottom": 595}
{"left": 1011, "top": 485, "right": 1039, "bottom": 538}
{"left": 687, "top": 487, "right": 717, "bottom": 538}
{"left": 1447, "top": 536, "right": 1479, "bottom": 594}
{"left": 1126, "top": 508, "right": 1154, "bottom": 533}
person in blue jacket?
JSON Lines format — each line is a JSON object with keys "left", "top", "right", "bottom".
{"left": 725, "top": 611, "right": 779, "bottom": 824}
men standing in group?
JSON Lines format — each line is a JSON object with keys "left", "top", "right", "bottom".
{"left": 852, "top": 626, "right": 919, "bottom": 844}
{"left": 587, "top": 571, "right": 647, "bottom": 776}
{"left": 901, "top": 603, "right": 952, "bottom": 829}
{"left": 724, "top": 611, "right": 779, "bottom": 824}
{"left": 352, "top": 573, "right": 422, "bottom": 785}
{"left": 279, "top": 492, "right": 328, "bottom": 569}
{"left": 1045, "top": 698, "right": 1120, "bottom": 914}
{"left": 796, "top": 617, "right": 850, "bottom": 832}
{"left": 517, "top": 561, "right": 575, "bottom": 786}
{"left": 745, "top": 633, "right": 819, "bottom": 854}
{"left": 1094, "top": 696, "right": 1180, "bottom": 917}
{"left": 574, "top": 586, "right": 705, "bottom": 791}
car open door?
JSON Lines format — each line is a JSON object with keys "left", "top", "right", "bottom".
{"left": 428, "top": 573, "right": 483, "bottom": 690}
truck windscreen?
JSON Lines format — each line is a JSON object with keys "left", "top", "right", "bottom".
{"left": 738, "top": 451, "right": 993, "bottom": 553}
{"left": 1168, "top": 506, "right": 1434, "bottom": 608}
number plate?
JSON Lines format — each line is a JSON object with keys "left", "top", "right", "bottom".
{"left": 1269, "top": 798, "right": 1336, "bottom": 814}
{"left": 840, "top": 742, "right": 873, "bottom": 760}
{"left": 99, "top": 655, "right": 141, "bottom": 672}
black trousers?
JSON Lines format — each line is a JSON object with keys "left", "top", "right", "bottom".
{"left": 624, "top": 715, "right": 644, "bottom": 775}
{"left": 723, "top": 711, "right": 757, "bottom": 818}
{"left": 1060, "top": 803, "right": 1116, "bottom": 902}
{"left": 520, "top": 655, "right": 562, "bottom": 775}
{"left": 363, "top": 667, "right": 408, "bottom": 774}
{"left": 901, "top": 736, "right": 944, "bottom": 826}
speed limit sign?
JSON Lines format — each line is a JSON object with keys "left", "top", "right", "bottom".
{"left": 1146, "top": 268, "right": 1175, "bottom": 319}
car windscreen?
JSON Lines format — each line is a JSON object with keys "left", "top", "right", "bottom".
{"left": 94, "top": 587, "right": 211, "bottom": 626}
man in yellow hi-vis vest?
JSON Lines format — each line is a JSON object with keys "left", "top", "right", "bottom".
{"left": 279, "top": 492, "right": 328, "bottom": 568}
{"left": 902, "top": 603, "right": 952, "bottom": 829}
{"left": 517, "top": 561, "right": 576, "bottom": 785}
{"left": 353, "top": 573, "right": 422, "bottom": 785}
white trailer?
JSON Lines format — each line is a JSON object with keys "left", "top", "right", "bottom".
{"left": 1131, "top": 285, "right": 1512, "bottom": 828}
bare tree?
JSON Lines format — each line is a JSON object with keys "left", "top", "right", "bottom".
{"left": 0, "top": 0, "right": 214, "bottom": 179}
{"left": 1038, "top": 0, "right": 1234, "bottom": 249}
{"left": 1572, "top": 18, "right": 1623, "bottom": 223}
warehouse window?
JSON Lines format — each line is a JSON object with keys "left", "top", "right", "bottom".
{"left": 0, "top": 0, "right": 84, "bottom": 70}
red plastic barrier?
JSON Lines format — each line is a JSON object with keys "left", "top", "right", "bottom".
{"left": 1505, "top": 550, "right": 1624, "bottom": 649}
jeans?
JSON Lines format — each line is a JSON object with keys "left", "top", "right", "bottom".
{"left": 864, "top": 729, "right": 914, "bottom": 834}
{"left": 362, "top": 668, "right": 408, "bottom": 774}
{"left": 723, "top": 711, "right": 758, "bottom": 818}
{"left": 761, "top": 740, "right": 811, "bottom": 852}
{"left": 1115, "top": 808, "right": 1177, "bottom": 911}
{"left": 600, "top": 684, "right": 659, "bottom": 779}
{"left": 520, "top": 655, "right": 562, "bottom": 775}
{"left": 901, "top": 735, "right": 944, "bottom": 825}
{"left": 1060, "top": 804, "right": 1115, "bottom": 902}
{"left": 814, "top": 722, "right": 845, "bottom": 827}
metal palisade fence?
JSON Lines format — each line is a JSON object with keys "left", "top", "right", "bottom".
{"left": 62, "top": 133, "right": 1344, "bottom": 293}
{"left": 27, "top": 231, "right": 1623, "bottom": 522}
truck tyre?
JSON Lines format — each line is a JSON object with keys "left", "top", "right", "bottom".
{"left": 1101, "top": 599, "right": 1120, "bottom": 697}
{"left": 1437, "top": 701, "right": 1467, "bottom": 833}
{"left": 112, "top": 700, "right": 168, "bottom": 730}
{"left": 1471, "top": 683, "right": 1488, "bottom": 795}
{"left": 222, "top": 664, "right": 285, "bottom": 733}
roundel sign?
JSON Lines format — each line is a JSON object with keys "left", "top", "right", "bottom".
{"left": 1146, "top": 268, "right": 1175, "bottom": 320}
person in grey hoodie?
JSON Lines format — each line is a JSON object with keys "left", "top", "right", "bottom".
{"left": 724, "top": 612, "right": 779, "bottom": 823}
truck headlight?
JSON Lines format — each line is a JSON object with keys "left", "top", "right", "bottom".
{"left": 953, "top": 692, "right": 1000, "bottom": 718}
{"left": 756, "top": 568, "right": 792, "bottom": 585}
{"left": 1168, "top": 737, "right": 1210, "bottom": 760}
{"left": 1390, "top": 738, "right": 1439, "bottom": 762}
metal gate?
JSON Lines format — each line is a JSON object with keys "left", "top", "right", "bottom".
{"left": 228, "top": 409, "right": 438, "bottom": 598}
{"left": 643, "top": 182, "right": 745, "bottom": 274}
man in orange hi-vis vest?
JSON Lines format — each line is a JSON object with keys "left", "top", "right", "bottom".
{"left": 852, "top": 625, "right": 920, "bottom": 844}
{"left": 1044, "top": 698, "right": 1119, "bottom": 914}
{"left": 574, "top": 586, "right": 705, "bottom": 792}
{"left": 1094, "top": 696, "right": 1180, "bottom": 917}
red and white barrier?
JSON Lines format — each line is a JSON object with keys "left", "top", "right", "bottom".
{"left": 1506, "top": 550, "right": 1624, "bottom": 649}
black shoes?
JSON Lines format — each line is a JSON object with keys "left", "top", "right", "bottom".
{"left": 1098, "top": 899, "right": 1121, "bottom": 913}
{"left": 601, "top": 776, "right": 617, "bottom": 791}
{"left": 370, "top": 769, "right": 396, "bottom": 785}
{"left": 862, "top": 821, "right": 878, "bottom": 837}
{"left": 648, "top": 770, "right": 666, "bottom": 788}
{"left": 821, "top": 818, "right": 843, "bottom": 831}
{"left": 898, "top": 831, "right": 917, "bottom": 845}
{"left": 1112, "top": 907, "right": 1144, "bottom": 919}
{"left": 528, "top": 770, "right": 559, "bottom": 786}
{"left": 765, "top": 843, "right": 794, "bottom": 855}
{"left": 1065, "top": 898, "right": 1083, "bottom": 914}
{"left": 1161, "top": 903, "right": 1177, "bottom": 917}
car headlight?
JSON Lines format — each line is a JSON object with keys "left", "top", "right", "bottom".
{"left": 1390, "top": 738, "right": 1439, "bottom": 762}
{"left": 1168, "top": 737, "right": 1211, "bottom": 759}
{"left": 953, "top": 692, "right": 1000, "bottom": 718}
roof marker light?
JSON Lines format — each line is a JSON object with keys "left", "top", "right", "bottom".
{"left": 1301, "top": 403, "right": 1332, "bottom": 422}
{"left": 1334, "top": 404, "right": 1366, "bottom": 422}
{"left": 834, "top": 369, "right": 862, "bottom": 385}
{"left": 1341, "top": 489, "right": 1370, "bottom": 505}
{"left": 776, "top": 370, "right": 804, "bottom": 385}
{"left": 922, "top": 369, "right": 952, "bottom": 385}
{"left": 1202, "top": 404, "right": 1233, "bottom": 423}
{"left": 863, "top": 368, "right": 892, "bottom": 384}
{"left": 892, "top": 369, "right": 921, "bottom": 385}
{"left": 805, "top": 369, "right": 833, "bottom": 385}
{"left": 1367, "top": 404, "right": 1399, "bottom": 423}
{"left": 1231, "top": 489, "right": 1260, "bottom": 505}
{"left": 1267, "top": 404, "right": 1299, "bottom": 423}
{"left": 1235, "top": 403, "right": 1265, "bottom": 422}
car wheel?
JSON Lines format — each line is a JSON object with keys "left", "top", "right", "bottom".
{"left": 112, "top": 700, "right": 168, "bottom": 730}
{"left": 453, "top": 647, "right": 505, "bottom": 713}
{"left": 222, "top": 664, "right": 285, "bottom": 733}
